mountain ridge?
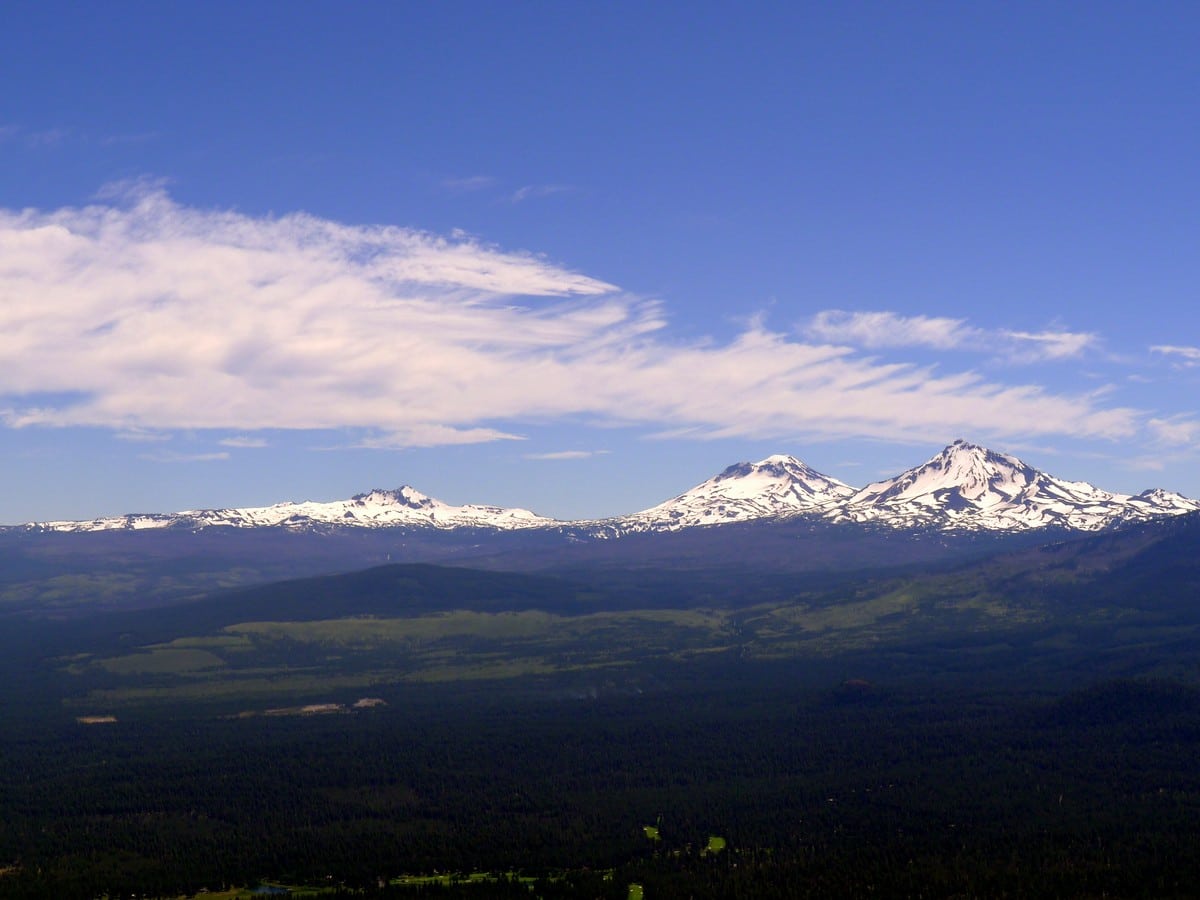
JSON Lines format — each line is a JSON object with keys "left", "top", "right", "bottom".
{"left": 610, "top": 453, "right": 856, "bottom": 532}
{"left": 16, "top": 440, "right": 1200, "bottom": 536}
{"left": 829, "top": 439, "right": 1200, "bottom": 532}
{"left": 30, "top": 485, "right": 557, "bottom": 534}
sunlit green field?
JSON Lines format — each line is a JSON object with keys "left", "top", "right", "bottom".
{"left": 62, "top": 586, "right": 1050, "bottom": 712}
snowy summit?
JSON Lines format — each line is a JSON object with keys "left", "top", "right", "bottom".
{"left": 615, "top": 454, "right": 856, "bottom": 532}
{"left": 831, "top": 440, "right": 1200, "bottom": 531}
{"left": 19, "top": 441, "right": 1200, "bottom": 536}
{"left": 33, "top": 485, "right": 557, "bottom": 533}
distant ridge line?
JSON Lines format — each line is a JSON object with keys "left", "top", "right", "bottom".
{"left": 17, "top": 440, "right": 1200, "bottom": 536}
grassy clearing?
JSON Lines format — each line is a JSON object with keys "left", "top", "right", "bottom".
{"left": 172, "top": 885, "right": 337, "bottom": 899}
{"left": 227, "top": 610, "right": 563, "bottom": 645}
{"left": 62, "top": 584, "right": 1065, "bottom": 709}
{"left": 63, "top": 596, "right": 885, "bottom": 705}
{"left": 154, "top": 634, "right": 257, "bottom": 651}
{"left": 0, "top": 573, "right": 143, "bottom": 610}
{"left": 94, "top": 647, "right": 227, "bottom": 675}
{"left": 402, "top": 657, "right": 568, "bottom": 683}
{"left": 759, "top": 591, "right": 918, "bottom": 632}
{"left": 225, "top": 607, "right": 732, "bottom": 647}
{"left": 391, "top": 871, "right": 539, "bottom": 887}
{"left": 69, "top": 604, "right": 729, "bottom": 706}
{"left": 74, "top": 671, "right": 394, "bottom": 707}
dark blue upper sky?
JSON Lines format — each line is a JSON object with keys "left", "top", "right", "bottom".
{"left": 2, "top": 1, "right": 1198, "bottom": 521}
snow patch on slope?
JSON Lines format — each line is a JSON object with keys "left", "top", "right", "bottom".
{"left": 831, "top": 440, "right": 1200, "bottom": 532}
{"left": 612, "top": 454, "right": 856, "bottom": 532}
{"left": 33, "top": 486, "right": 557, "bottom": 533}
{"left": 21, "top": 441, "right": 1200, "bottom": 536}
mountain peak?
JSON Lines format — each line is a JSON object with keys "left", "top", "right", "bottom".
{"left": 352, "top": 486, "right": 440, "bottom": 510}
{"left": 35, "top": 484, "right": 555, "bottom": 533}
{"left": 20, "top": 442, "right": 1200, "bottom": 537}
{"left": 846, "top": 441, "right": 1047, "bottom": 515}
{"left": 833, "top": 440, "right": 1198, "bottom": 531}
{"left": 714, "top": 454, "right": 830, "bottom": 483}
{"left": 940, "top": 438, "right": 1016, "bottom": 463}
{"left": 758, "top": 453, "right": 805, "bottom": 465}
{"left": 620, "top": 453, "right": 855, "bottom": 531}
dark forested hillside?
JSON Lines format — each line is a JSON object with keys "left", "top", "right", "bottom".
{"left": 0, "top": 513, "right": 1058, "bottom": 619}
{"left": 4, "top": 677, "right": 1200, "bottom": 898}
{"left": 3, "top": 515, "right": 1200, "bottom": 897}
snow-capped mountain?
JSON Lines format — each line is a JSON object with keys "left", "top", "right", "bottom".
{"left": 613, "top": 454, "right": 856, "bottom": 532}
{"left": 33, "top": 486, "right": 557, "bottom": 533}
{"left": 20, "top": 440, "right": 1200, "bottom": 536}
{"left": 603, "top": 442, "right": 1200, "bottom": 534}
{"left": 831, "top": 439, "right": 1200, "bottom": 532}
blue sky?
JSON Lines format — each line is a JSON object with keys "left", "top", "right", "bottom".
{"left": 2, "top": 1, "right": 1199, "bottom": 523}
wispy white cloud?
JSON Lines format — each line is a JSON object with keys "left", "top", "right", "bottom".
{"left": 1151, "top": 345, "right": 1200, "bottom": 368}
{"left": 355, "top": 425, "right": 526, "bottom": 449}
{"left": 1147, "top": 416, "right": 1200, "bottom": 447}
{"left": 0, "top": 187, "right": 1146, "bottom": 450}
{"left": 805, "top": 310, "right": 976, "bottom": 350}
{"left": 640, "top": 327, "right": 1135, "bottom": 443}
{"left": 804, "top": 310, "right": 1097, "bottom": 363}
{"left": 139, "top": 451, "right": 231, "bottom": 463}
{"left": 1001, "top": 329, "right": 1098, "bottom": 361}
{"left": 219, "top": 436, "right": 269, "bottom": 448}
{"left": 25, "top": 127, "right": 69, "bottom": 148}
{"left": 524, "top": 450, "right": 610, "bottom": 460}
{"left": 3, "top": 124, "right": 161, "bottom": 154}
{"left": 1121, "top": 416, "right": 1200, "bottom": 473}
{"left": 0, "top": 123, "right": 69, "bottom": 149}
{"left": 511, "top": 184, "right": 574, "bottom": 203}
{"left": 115, "top": 429, "right": 171, "bottom": 442}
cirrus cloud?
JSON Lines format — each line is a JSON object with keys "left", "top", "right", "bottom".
{"left": 805, "top": 310, "right": 976, "bottom": 350}
{"left": 139, "top": 450, "right": 230, "bottom": 464}
{"left": 218, "top": 435, "right": 269, "bottom": 449}
{"left": 1001, "top": 329, "right": 1098, "bottom": 361}
{"left": 1147, "top": 416, "right": 1200, "bottom": 447}
{"left": 804, "top": 310, "right": 1098, "bottom": 363}
{"left": 524, "top": 450, "right": 611, "bottom": 460}
{"left": 0, "top": 186, "right": 1143, "bottom": 449}
{"left": 1152, "top": 345, "right": 1200, "bottom": 368}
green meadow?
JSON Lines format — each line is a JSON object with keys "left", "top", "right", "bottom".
{"left": 62, "top": 585, "right": 1059, "bottom": 711}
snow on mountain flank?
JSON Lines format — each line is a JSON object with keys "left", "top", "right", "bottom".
{"left": 21, "top": 441, "right": 1200, "bottom": 535}
{"left": 612, "top": 454, "right": 857, "bottom": 532}
{"left": 32, "top": 486, "right": 558, "bottom": 533}
{"left": 830, "top": 439, "right": 1200, "bottom": 532}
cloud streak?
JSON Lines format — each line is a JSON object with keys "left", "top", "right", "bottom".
{"left": 1152, "top": 345, "right": 1200, "bottom": 368}
{"left": 218, "top": 436, "right": 269, "bottom": 448}
{"left": 524, "top": 450, "right": 611, "bottom": 460}
{"left": 805, "top": 310, "right": 975, "bottom": 350}
{"left": 0, "top": 188, "right": 1145, "bottom": 449}
{"left": 1001, "top": 329, "right": 1098, "bottom": 361}
{"left": 1147, "top": 416, "right": 1200, "bottom": 447}
{"left": 139, "top": 451, "right": 230, "bottom": 463}
{"left": 511, "top": 184, "right": 574, "bottom": 203}
{"left": 804, "top": 310, "right": 1098, "bottom": 363}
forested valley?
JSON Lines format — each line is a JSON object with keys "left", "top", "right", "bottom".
{"left": 4, "top": 672, "right": 1200, "bottom": 898}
